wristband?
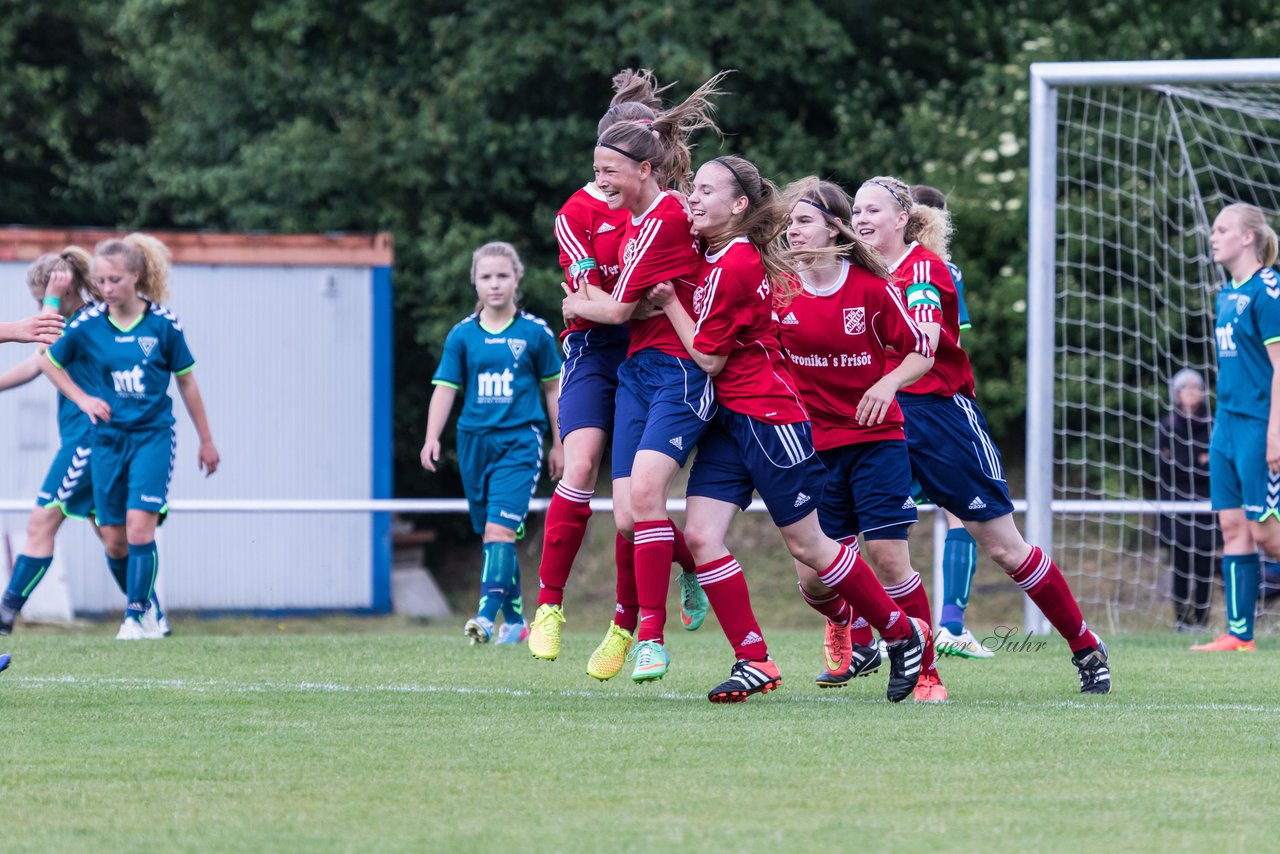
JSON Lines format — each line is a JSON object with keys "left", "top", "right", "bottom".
{"left": 42, "top": 295, "right": 61, "bottom": 309}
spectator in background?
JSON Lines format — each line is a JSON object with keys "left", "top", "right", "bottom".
{"left": 1156, "top": 368, "right": 1217, "bottom": 632}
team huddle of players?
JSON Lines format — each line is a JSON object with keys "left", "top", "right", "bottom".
{"left": 425, "top": 69, "right": 1113, "bottom": 705}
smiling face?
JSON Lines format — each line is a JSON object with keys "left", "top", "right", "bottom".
{"left": 92, "top": 255, "right": 141, "bottom": 307}
{"left": 473, "top": 254, "right": 519, "bottom": 311}
{"left": 787, "top": 201, "right": 839, "bottom": 251}
{"left": 851, "top": 184, "right": 909, "bottom": 257}
{"left": 594, "top": 147, "right": 650, "bottom": 213}
{"left": 1211, "top": 208, "right": 1254, "bottom": 269}
{"left": 688, "top": 162, "right": 747, "bottom": 242}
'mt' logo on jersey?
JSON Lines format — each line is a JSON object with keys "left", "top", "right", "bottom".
{"left": 477, "top": 369, "right": 515, "bottom": 401}
{"left": 1216, "top": 322, "right": 1237, "bottom": 355}
{"left": 112, "top": 366, "right": 147, "bottom": 396}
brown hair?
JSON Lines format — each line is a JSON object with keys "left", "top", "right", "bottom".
{"left": 470, "top": 241, "right": 523, "bottom": 314}
{"left": 27, "top": 246, "right": 101, "bottom": 308}
{"left": 702, "top": 155, "right": 797, "bottom": 303}
{"left": 596, "top": 68, "right": 670, "bottom": 136}
{"left": 861, "top": 175, "right": 952, "bottom": 260}
{"left": 910, "top": 184, "right": 949, "bottom": 211}
{"left": 1221, "top": 203, "right": 1279, "bottom": 268}
{"left": 95, "top": 233, "right": 173, "bottom": 304}
{"left": 781, "top": 176, "right": 891, "bottom": 280}
{"left": 595, "top": 70, "right": 731, "bottom": 192}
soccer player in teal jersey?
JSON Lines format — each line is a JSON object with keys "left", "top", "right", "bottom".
{"left": 421, "top": 242, "right": 564, "bottom": 645}
{"left": 44, "top": 234, "right": 220, "bottom": 640}
{"left": 1193, "top": 204, "right": 1280, "bottom": 652}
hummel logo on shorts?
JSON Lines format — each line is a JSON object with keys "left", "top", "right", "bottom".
{"left": 794, "top": 492, "right": 811, "bottom": 507}
{"left": 781, "top": 312, "right": 799, "bottom": 325}
{"left": 968, "top": 496, "right": 987, "bottom": 510}
{"left": 669, "top": 436, "right": 684, "bottom": 451}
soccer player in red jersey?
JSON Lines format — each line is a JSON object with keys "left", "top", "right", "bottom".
{"left": 778, "top": 176, "right": 947, "bottom": 701}
{"left": 649, "top": 158, "right": 929, "bottom": 703}
{"left": 560, "top": 72, "right": 729, "bottom": 684}
{"left": 853, "top": 174, "right": 1110, "bottom": 694}
{"left": 529, "top": 69, "right": 709, "bottom": 679}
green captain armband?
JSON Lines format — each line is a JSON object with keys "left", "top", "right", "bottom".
{"left": 568, "top": 258, "right": 598, "bottom": 279}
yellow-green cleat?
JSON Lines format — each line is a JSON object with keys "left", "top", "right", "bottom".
{"left": 528, "top": 604, "right": 565, "bottom": 661}
{"left": 586, "top": 622, "right": 635, "bottom": 681}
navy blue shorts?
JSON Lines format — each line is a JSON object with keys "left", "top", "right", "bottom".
{"left": 817, "top": 439, "right": 917, "bottom": 541}
{"left": 36, "top": 438, "right": 95, "bottom": 519}
{"left": 687, "top": 408, "right": 828, "bottom": 528}
{"left": 91, "top": 425, "right": 176, "bottom": 526}
{"left": 612, "top": 348, "right": 716, "bottom": 479}
{"left": 557, "top": 328, "right": 627, "bottom": 440}
{"left": 458, "top": 425, "right": 543, "bottom": 534}
{"left": 1210, "top": 408, "right": 1280, "bottom": 522}
{"left": 898, "top": 392, "right": 1014, "bottom": 521}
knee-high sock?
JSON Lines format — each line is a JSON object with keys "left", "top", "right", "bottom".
{"left": 536, "top": 484, "right": 593, "bottom": 607}
{"left": 940, "top": 528, "right": 977, "bottom": 634}
{"left": 501, "top": 557, "right": 524, "bottom": 624}
{"left": 1, "top": 554, "right": 54, "bottom": 616}
{"left": 106, "top": 553, "right": 128, "bottom": 595}
{"left": 698, "top": 555, "right": 767, "bottom": 660}
{"left": 672, "top": 526, "right": 697, "bottom": 574}
{"left": 1223, "top": 553, "right": 1260, "bottom": 641}
{"left": 798, "top": 582, "right": 849, "bottom": 626}
{"left": 614, "top": 533, "right": 639, "bottom": 632}
{"left": 815, "top": 544, "right": 911, "bottom": 641}
{"left": 634, "top": 520, "right": 675, "bottom": 644}
{"left": 885, "top": 572, "right": 937, "bottom": 677}
{"left": 1008, "top": 546, "right": 1094, "bottom": 652}
{"left": 126, "top": 542, "right": 157, "bottom": 622}
{"left": 478, "top": 541, "right": 517, "bottom": 623}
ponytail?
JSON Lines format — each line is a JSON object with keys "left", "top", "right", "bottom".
{"left": 95, "top": 233, "right": 173, "bottom": 304}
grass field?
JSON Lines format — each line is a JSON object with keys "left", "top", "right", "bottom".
{"left": 3, "top": 619, "right": 1279, "bottom": 852}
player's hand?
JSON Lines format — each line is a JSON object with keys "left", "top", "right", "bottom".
{"left": 547, "top": 443, "right": 565, "bottom": 481}
{"left": 647, "top": 281, "right": 676, "bottom": 307}
{"left": 420, "top": 439, "right": 441, "bottom": 472}
{"left": 561, "top": 282, "right": 582, "bottom": 323}
{"left": 44, "top": 269, "right": 73, "bottom": 315}
{"left": 856, "top": 377, "right": 898, "bottom": 426}
{"left": 13, "top": 313, "right": 63, "bottom": 345}
{"left": 669, "top": 190, "right": 694, "bottom": 224}
{"left": 630, "top": 298, "right": 661, "bottom": 321}
{"left": 198, "top": 440, "right": 220, "bottom": 476}
{"left": 1268, "top": 430, "right": 1280, "bottom": 474}
{"left": 78, "top": 395, "right": 111, "bottom": 424}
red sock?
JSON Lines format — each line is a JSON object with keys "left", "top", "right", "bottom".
{"left": 847, "top": 614, "right": 875, "bottom": 647}
{"left": 536, "top": 484, "right": 594, "bottom": 607}
{"left": 1009, "top": 546, "right": 1094, "bottom": 652}
{"left": 633, "top": 520, "right": 675, "bottom": 643}
{"left": 816, "top": 544, "right": 910, "bottom": 641}
{"left": 798, "top": 583, "right": 850, "bottom": 625}
{"left": 614, "top": 533, "right": 638, "bottom": 632}
{"left": 698, "top": 555, "right": 767, "bottom": 661}
{"left": 672, "top": 525, "right": 697, "bottom": 574}
{"left": 885, "top": 572, "right": 937, "bottom": 676}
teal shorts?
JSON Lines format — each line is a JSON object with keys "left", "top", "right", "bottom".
{"left": 91, "top": 425, "right": 176, "bottom": 526}
{"left": 1210, "top": 409, "right": 1280, "bottom": 522}
{"left": 457, "top": 426, "right": 543, "bottom": 534}
{"left": 36, "top": 440, "right": 94, "bottom": 519}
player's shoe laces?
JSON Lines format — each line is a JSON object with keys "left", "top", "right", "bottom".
{"left": 708, "top": 658, "right": 782, "bottom": 703}
{"left": 884, "top": 617, "right": 929, "bottom": 703}
{"left": 1190, "top": 633, "right": 1256, "bottom": 652}
{"left": 628, "top": 639, "right": 669, "bottom": 683}
{"left": 586, "top": 622, "right": 634, "bottom": 681}
{"left": 1072, "top": 638, "right": 1111, "bottom": 694}
{"left": 495, "top": 620, "right": 530, "bottom": 645}
{"left": 935, "top": 626, "right": 994, "bottom": 659}
{"left": 528, "top": 604, "right": 565, "bottom": 660}
{"left": 463, "top": 616, "right": 494, "bottom": 645}
{"left": 115, "top": 617, "right": 147, "bottom": 640}
{"left": 912, "top": 672, "right": 949, "bottom": 703}
{"left": 678, "top": 572, "right": 709, "bottom": 631}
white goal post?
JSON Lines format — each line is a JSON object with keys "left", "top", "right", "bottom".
{"left": 1027, "top": 59, "right": 1280, "bottom": 632}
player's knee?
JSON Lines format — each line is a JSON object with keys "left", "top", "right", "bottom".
{"left": 681, "top": 525, "right": 720, "bottom": 564}
{"left": 483, "top": 522, "right": 517, "bottom": 543}
{"left": 27, "top": 509, "right": 61, "bottom": 541}
{"left": 561, "top": 456, "right": 600, "bottom": 492}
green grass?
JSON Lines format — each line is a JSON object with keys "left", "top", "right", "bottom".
{"left": 3, "top": 621, "right": 1278, "bottom": 852}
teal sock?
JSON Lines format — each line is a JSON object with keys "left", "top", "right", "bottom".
{"left": 106, "top": 553, "right": 128, "bottom": 595}
{"left": 125, "top": 542, "right": 157, "bottom": 622}
{"left": 2, "top": 554, "right": 54, "bottom": 615}
{"left": 940, "top": 528, "right": 977, "bottom": 635}
{"left": 1223, "top": 553, "right": 1259, "bottom": 641}
{"left": 501, "top": 558, "right": 524, "bottom": 625}
{"left": 477, "top": 542, "right": 515, "bottom": 623}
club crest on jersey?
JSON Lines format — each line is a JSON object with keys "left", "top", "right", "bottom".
{"left": 843, "top": 307, "right": 866, "bottom": 335}
{"left": 138, "top": 336, "right": 159, "bottom": 358}
{"left": 1234, "top": 294, "right": 1251, "bottom": 315}
{"left": 693, "top": 284, "right": 711, "bottom": 317}
{"left": 622, "top": 238, "right": 639, "bottom": 268}
{"left": 508, "top": 338, "right": 527, "bottom": 360}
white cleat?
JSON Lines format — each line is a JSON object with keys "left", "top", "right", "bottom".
{"left": 935, "top": 626, "right": 995, "bottom": 659}
{"left": 464, "top": 616, "right": 494, "bottom": 645}
{"left": 139, "top": 608, "right": 167, "bottom": 640}
{"left": 116, "top": 618, "right": 147, "bottom": 640}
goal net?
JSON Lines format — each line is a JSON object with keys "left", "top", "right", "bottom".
{"left": 1027, "top": 60, "right": 1280, "bottom": 631}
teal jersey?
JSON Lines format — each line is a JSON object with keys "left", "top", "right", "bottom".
{"left": 432, "top": 311, "right": 561, "bottom": 433}
{"left": 54, "top": 303, "right": 104, "bottom": 443}
{"left": 1214, "top": 266, "right": 1280, "bottom": 421}
{"left": 48, "top": 301, "right": 196, "bottom": 431}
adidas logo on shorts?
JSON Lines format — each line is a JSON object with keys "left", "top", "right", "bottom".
{"left": 901, "top": 497, "right": 917, "bottom": 510}
{"left": 596, "top": 222, "right": 618, "bottom": 234}
{"left": 669, "top": 436, "right": 684, "bottom": 451}
{"left": 741, "top": 631, "right": 764, "bottom": 646}
{"left": 794, "top": 492, "right": 811, "bottom": 507}
{"left": 781, "top": 312, "right": 799, "bottom": 325}
{"left": 968, "top": 496, "right": 987, "bottom": 510}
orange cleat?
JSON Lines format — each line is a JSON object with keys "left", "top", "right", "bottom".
{"left": 1190, "top": 633, "right": 1255, "bottom": 652}
{"left": 912, "top": 672, "right": 949, "bottom": 703}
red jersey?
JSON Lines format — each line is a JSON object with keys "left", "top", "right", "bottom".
{"left": 693, "top": 239, "right": 809, "bottom": 425}
{"left": 885, "top": 242, "right": 976, "bottom": 398}
{"left": 612, "top": 191, "right": 702, "bottom": 358}
{"left": 778, "top": 258, "right": 933, "bottom": 449}
{"left": 554, "top": 183, "right": 630, "bottom": 339}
